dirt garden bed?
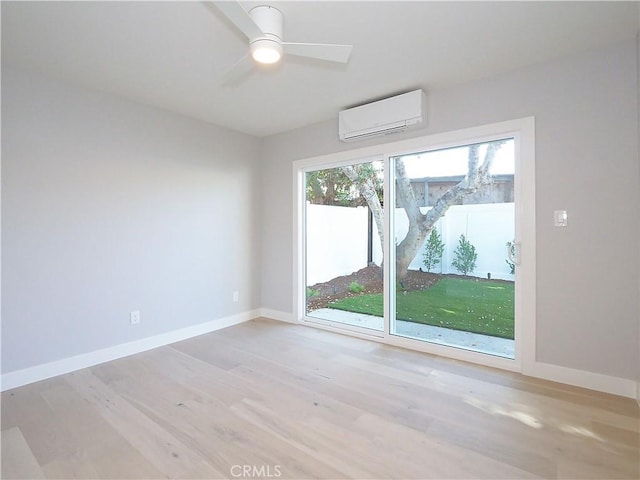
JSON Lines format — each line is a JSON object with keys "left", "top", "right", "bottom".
{"left": 306, "top": 264, "right": 441, "bottom": 310}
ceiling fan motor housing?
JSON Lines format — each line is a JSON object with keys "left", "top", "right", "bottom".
{"left": 249, "top": 5, "right": 283, "bottom": 42}
{"left": 248, "top": 5, "right": 284, "bottom": 64}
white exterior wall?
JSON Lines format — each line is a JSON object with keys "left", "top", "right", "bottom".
{"left": 398, "top": 204, "right": 515, "bottom": 280}
{"left": 307, "top": 203, "right": 514, "bottom": 285}
{"left": 306, "top": 204, "right": 369, "bottom": 285}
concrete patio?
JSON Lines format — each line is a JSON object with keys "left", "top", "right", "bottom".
{"left": 308, "top": 308, "right": 514, "bottom": 358}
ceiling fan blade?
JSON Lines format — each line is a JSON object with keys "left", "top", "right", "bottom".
{"left": 212, "top": 1, "right": 264, "bottom": 40}
{"left": 218, "top": 54, "right": 255, "bottom": 86}
{"left": 283, "top": 42, "right": 353, "bottom": 63}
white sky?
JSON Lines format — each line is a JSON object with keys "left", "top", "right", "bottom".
{"left": 399, "top": 139, "right": 515, "bottom": 178}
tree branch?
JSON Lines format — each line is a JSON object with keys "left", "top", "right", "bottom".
{"left": 395, "top": 158, "right": 425, "bottom": 224}
{"left": 478, "top": 139, "right": 506, "bottom": 182}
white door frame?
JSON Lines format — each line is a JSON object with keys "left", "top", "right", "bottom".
{"left": 293, "top": 117, "right": 536, "bottom": 374}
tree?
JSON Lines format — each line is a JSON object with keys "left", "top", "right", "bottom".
{"left": 306, "top": 169, "right": 359, "bottom": 206}
{"left": 422, "top": 229, "right": 445, "bottom": 273}
{"left": 393, "top": 140, "right": 505, "bottom": 280}
{"left": 451, "top": 234, "right": 477, "bottom": 276}
{"left": 307, "top": 139, "right": 505, "bottom": 280}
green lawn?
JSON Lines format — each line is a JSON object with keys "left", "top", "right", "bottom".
{"left": 328, "top": 277, "right": 514, "bottom": 339}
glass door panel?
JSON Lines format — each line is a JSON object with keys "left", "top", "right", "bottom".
{"left": 304, "top": 161, "right": 384, "bottom": 332}
{"left": 392, "top": 139, "right": 515, "bottom": 358}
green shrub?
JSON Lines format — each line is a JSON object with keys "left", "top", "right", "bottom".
{"left": 306, "top": 287, "right": 319, "bottom": 298}
{"left": 348, "top": 281, "right": 366, "bottom": 293}
{"left": 452, "top": 234, "right": 477, "bottom": 276}
{"left": 422, "top": 229, "right": 445, "bottom": 273}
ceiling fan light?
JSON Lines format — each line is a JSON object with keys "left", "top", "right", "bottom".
{"left": 251, "top": 39, "right": 282, "bottom": 64}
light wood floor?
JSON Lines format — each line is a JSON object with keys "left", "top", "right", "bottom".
{"left": 2, "top": 318, "right": 638, "bottom": 479}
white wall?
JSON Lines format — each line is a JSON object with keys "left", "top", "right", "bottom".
{"left": 398, "top": 204, "right": 515, "bottom": 280}
{"left": 261, "top": 40, "right": 640, "bottom": 382}
{"left": 1, "top": 66, "right": 261, "bottom": 374}
{"left": 306, "top": 204, "right": 370, "bottom": 285}
{"left": 306, "top": 203, "right": 515, "bottom": 285}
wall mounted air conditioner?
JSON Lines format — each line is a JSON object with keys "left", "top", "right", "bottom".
{"left": 338, "top": 89, "right": 427, "bottom": 142}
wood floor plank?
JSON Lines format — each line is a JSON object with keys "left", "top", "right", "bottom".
{"left": 1, "top": 427, "right": 45, "bottom": 479}
{"left": 92, "top": 357, "right": 347, "bottom": 479}
{"left": 349, "top": 412, "right": 540, "bottom": 479}
{"left": 228, "top": 397, "right": 377, "bottom": 479}
{"left": 63, "top": 369, "right": 225, "bottom": 479}
{"left": 2, "top": 318, "right": 638, "bottom": 479}
{"left": 1, "top": 381, "right": 87, "bottom": 467}
{"left": 40, "top": 436, "right": 165, "bottom": 480}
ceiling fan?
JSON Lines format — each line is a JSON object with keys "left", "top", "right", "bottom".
{"left": 212, "top": 1, "right": 353, "bottom": 84}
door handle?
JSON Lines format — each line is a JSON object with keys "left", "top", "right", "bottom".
{"left": 507, "top": 242, "right": 521, "bottom": 265}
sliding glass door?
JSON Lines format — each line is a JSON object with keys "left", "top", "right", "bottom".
{"left": 296, "top": 118, "right": 533, "bottom": 369}
{"left": 391, "top": 139, "right": 516, "bottom": 358}
{"left": 303, "top": 159, "right": 384, "bottom": 333}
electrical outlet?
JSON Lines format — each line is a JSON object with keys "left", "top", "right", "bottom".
{"left": 232, "top": 291, "right": 239, "bottom": 302}
{"left": 130, "top": 310, "right": 141, "bottom": 326}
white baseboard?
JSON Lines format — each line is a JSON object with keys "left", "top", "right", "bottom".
{"left": 259, "top": 308, "right": 297, "bottom": 324}
{"left": 525, "top": 361, "right": 638, "bottom": 399}
{"left": 0, "top": 309, "right": 259, "bottom": 392}
{"left": 3, "top": 308, "right": 637, "bottom": 401}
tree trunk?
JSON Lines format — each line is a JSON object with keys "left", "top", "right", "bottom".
{"left": 395, "top": 159, "right": 428, "bottom": 280}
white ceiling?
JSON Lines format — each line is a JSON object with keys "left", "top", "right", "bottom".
{"left": 2, "top": 1, "right": 638, "bottom": 137}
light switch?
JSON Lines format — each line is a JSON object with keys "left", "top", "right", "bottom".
{"left": 554, "top": 210, "right": 568, "bottom": 227}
